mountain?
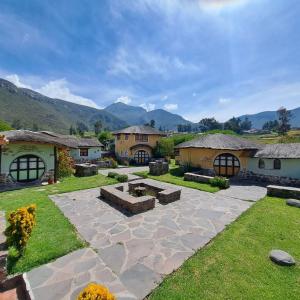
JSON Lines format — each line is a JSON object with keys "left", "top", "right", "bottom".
{"left": 239, "top": 107, "right": 300, "bottom": 129}
{"left": 105, "top": 102, "right": 192, "bottom": 130}
{"left": 0, "top": 79, "right": 127, "bottom": 133}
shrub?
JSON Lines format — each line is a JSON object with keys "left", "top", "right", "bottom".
{"left": 116, "top": 174, "right": 128, "bottom": 182}
{"left": 107, "top": 172, "right": 118, "bottom": 178}
{"left": 77, "top": 283, "right": 116, "bottom": 300}
{"left": 58, "top": 149, "right": 74, "bottom": 178}
{"left": 209, "top": 176, "right": 230, "bottom": 189}
{"left": 5, "top": 204, "right": 37, "bottom": 254}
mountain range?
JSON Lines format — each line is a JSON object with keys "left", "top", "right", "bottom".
{"left": 0, "top": 77, "right": 299, "bottom": 132}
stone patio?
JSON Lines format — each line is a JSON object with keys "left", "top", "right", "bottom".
{"left": 25, "top": 178, "right": 266, "bottom": 300}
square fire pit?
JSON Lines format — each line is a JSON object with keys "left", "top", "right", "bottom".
{"left": 100, "top": 180, "right": 181, "bottom": 214}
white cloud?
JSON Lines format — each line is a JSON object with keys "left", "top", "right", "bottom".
{"left": 115, "top": 95, "right": 132, "bottom": 105}
{"left": 164, "top": 103, "right": 178, "bottom": 111}
{"left": 5, "top": 74, "right": 32, "bottom": 89}
{"left": 140, "top": 103, "right": 156, "bottom": 111}
{"left": 36, "top": 79, "right": 100, "bottom": 108}
{"left": 218, "top": 98, "right": 231, "bottom": 104}
{"left": 161, "top": 95, "right": 168, "bottom": 101}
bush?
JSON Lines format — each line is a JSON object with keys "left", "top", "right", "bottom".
{"left": 104, "top": 157, "right": 118, "bottom": 168}
{"left": 77, "top": 283, "right": 116, "bottom": 300}
{"left": 107, "top": 172, "right": 118, "bottom": 178}
{"left": 116, "top": 174, "right": 128, "bottom": 182}
{"left": 5, "top": 204, "right": 37, "bottom": 254}
{"left": 209, "top": 176, "right": 229, "bottom": 189}
{"left": 58, "top": 149, "right": 74, "bottom": 178}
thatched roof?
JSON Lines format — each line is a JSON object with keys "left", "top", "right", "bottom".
{"left": 41, "top": 131, "right": 103, "bottom": 148}
{"left": 113, "top": 125, "right": 166, "bottom": 135}
{"left": 254, "top": 143, "right": 300, "bottom": 159}
{"left": 2, "top": 130, "right": 103, "bottom": 148}
{"left": 175, "top": 134, "right": 260, "bottom": 150}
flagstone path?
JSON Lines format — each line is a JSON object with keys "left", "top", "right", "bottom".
{"left": 25, "top": 178, "right": 266, "bottom": 300}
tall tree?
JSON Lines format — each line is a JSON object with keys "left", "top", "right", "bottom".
{"left": 224, "top": 117, "right": 242, "bottom": 133}
{"left": 150, "top": 119, "right": 155, "bottom": 128}
{"left": 69, "top": 125, "right": 76, "bottom": 135}
{"left": 32, "top": 123, "right": 39, "bottom": 132}
{"left": 76, "top": 122, "right": 88, "bottom": 137}
{"left": 94, "top": 120, "right": 102, "bottom": 135}
{"left": 277, "top": 107, "right": 292, "bottom": 135}
{"left": 240, "top": 117, "right": 252, "bottom": 131}
{"left": 12, "top": 119, "right": 22, "bottom": 130}
{"left": 262, "top": 120, "right": 279, "bottom": 131}
{"left": 199, "top": 118, "right": 222, "bottom": 132}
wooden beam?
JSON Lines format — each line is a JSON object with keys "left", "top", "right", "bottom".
{"left": 54, "top": 146, "right": 58, "bottom": 183}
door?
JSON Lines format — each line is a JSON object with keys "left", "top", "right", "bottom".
{"left": 134, "top": 150, "right": 150, "bottom": 165}
{"left": 10, "top": 155, "right": 46, "bottom": 182}
{"left": 213, "top": 153, "right": 240, "bottom": 177}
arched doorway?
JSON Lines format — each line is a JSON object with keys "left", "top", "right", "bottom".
{"left": 10, "top": 155, "right": 46, "bottom": 182}
{"left": 134, "top": 150, "right": 150, "bottom": 165}
{"left": 213, "top": 153, "right": 240, "bottom": 177}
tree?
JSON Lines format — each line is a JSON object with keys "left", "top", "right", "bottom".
{"left": 57, "top": 149, "right": 74, "bottom": 178}
{"left": 94, "top": 120, "right": 102, "bottom": 135}
{"left": 199, "top": 118, "right": 222, "bottom": 132}
{"left": 150, "top": 119, "right": 155, "bottom": 128}
{"left": 277, "top": 107, "right": 292, "bottom": 135}
{"left": 98, "top": 131, "right": 114, "bottom": 150}
{"left": 154, "top": 138, "right": 174, "bottom": 158}
{"left": 224, "top": 117, "right": 242, "bottom": 133}
{"left": 0, "top": 119, "right": 13, "bottom": 131}
{"left": 240, "top": 117, "right": 252, "bottom": 131}
{"left": 262, "top": 120, "right": 279, "bottom": 131}
{"left": 69, "top": 125, "right": 76, "bottom": 135}
{"left": 32, "top": 123, "right": 39, "bottom": 132}
{"left": 76, "top": 122, "right": 88, "bottom": 137}
{"left": 12, "top": 119, "right": 22, "bottom": 130}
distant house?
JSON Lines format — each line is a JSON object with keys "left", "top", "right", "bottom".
{"left": 0, "top": 130, "right": 102, "bottom": 187}
{"left": 113, "top": 125, "right": 166, "bottom": 165}
{"left": 41, "top": 131, "right": 103, "bottom": 163}
{"left": 175, "top": 133, "right": 300, "bottom": 185}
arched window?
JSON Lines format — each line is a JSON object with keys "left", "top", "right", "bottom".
{"left": 258, "top": 159, "right": 265, "bottom": 169}
{"left": 274, "top": 159, "right": 281, "bottom": 170}
{"left": 213, "top": 153, "right": 240, "bottom": 177}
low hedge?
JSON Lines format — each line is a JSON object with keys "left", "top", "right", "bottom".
{"left": 116, "top": 174, "right": 128, "bottom": 182}
{"left": 107, "top": 172, "right": 119, "bottom": 178}
{"left": 209, "top": 176, "right": 230, "bottom": 189}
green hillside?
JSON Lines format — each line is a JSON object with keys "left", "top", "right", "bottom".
{"left": 0, "top": 79, "right": 127, "bottom": 134}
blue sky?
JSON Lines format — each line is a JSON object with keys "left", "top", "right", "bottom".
{"left": 0, "top": 0, "right": 300, "bottom": 122}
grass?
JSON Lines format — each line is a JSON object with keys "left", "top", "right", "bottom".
{"left": 0, "top": 174, "right": 117, "bottom": 274}
{"left": 149, "top": 196, "right": 300, "bottom": 300}
{"left": 134, "top": 167, "right": 219, "bottom": 193}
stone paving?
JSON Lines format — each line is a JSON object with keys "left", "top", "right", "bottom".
{"left": 25, "top": 178, "right": 266, "bottom": 300}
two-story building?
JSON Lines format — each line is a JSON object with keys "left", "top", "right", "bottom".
{"left": 113, "top": 125, "right": 166, "bottom": 165}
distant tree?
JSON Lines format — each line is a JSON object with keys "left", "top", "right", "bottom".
{"left": 32, "top": 123, "right": 39, "bottom": 132}
{"left": 177, "top": 124, "right": 183, "bottom": 132}
{"left": 159, "top": 126, "right": 163, "bottom": 131}
{"left": 94, "top": 120, "right": 103, "bottom": 135}
{"left": 154, "top": 138, "right": 174, "bottom": 158}
{"left": 240, "top": 117, "right": 252, "bottom": 131}
{"left": 69, "top": 125, "right": 77, "bottom": 135}
{"left": 199, "top": 118, "right": 222, "bottom": 132}
{"left": 0, "top": 119, "right": 12, "bottom": 131}
{"left": 224, "top": 117, "right": 242, "bottom": 134}
{"left": 76, "top": 122, "right": 88, "bottom": 137}
{"left": 12, "top": 119, "right": 22, "bottom": 130}
{"left": 150, "top": 119, "right": 155, "bottom": 128}
{"left": 262, "top": 120, "right": 279, "bottom": 131}
{"left": 277, "top": 107, "right": 292, "bottom": 135}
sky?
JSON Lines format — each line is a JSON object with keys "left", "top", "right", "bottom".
{"left": 0, "top": 0, "right": 300, "bottom": 122}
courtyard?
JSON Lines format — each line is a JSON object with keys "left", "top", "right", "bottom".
{"left": 24, "top": 174, "right": 266, "bottom": 300}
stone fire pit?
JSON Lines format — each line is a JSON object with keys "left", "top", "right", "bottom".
{"left": 100, "top": 179, "right": 181, "bottom": 214}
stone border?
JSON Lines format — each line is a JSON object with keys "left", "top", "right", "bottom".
{"left": 267, "top": 185, "right": 300, "bottom": 199}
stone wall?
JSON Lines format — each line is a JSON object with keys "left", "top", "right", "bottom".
{"left": 149, "top": 160, "right": 169, "bottom": 176}
{"left": 239, "top": 170, "right": 300, "bottom": 187}
{"left": 184, "top": 172, "right": 213, "bottom": 183}
{"left": 267, "top": 185, "right": 300, "bottom": 199}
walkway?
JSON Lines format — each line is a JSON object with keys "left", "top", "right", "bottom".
{"left": 98, "top": 166, "right": 148, "bottom": 181}
{"left": 25, "top": 177, "right": 266, "bottom": 300}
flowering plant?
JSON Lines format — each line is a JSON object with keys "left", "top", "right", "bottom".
{"left": 77, "top": 283, "right": 116, "bottom": 300}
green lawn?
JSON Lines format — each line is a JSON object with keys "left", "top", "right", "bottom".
{"left": 0, "top": 174, "right": 117, "bottom": 274}
{"left": 149, "top": 196, "right": 300, "bottom": 300}
{"left": 134, "top": 167, "right": 219, "bottom": 193}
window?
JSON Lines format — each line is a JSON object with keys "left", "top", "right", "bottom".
{"left": 125, "top": 134, "right": 129, "bottom": 140}
{"left": 258, "top": 159, "right": 265, "bottom": 169}
{"left": 213, "top": 153, "right": 240, "bottom": 177}
{"left": 174, "top": 149, "right": 180, "bottom": 156}
{"left": 135, "top": 134, "right": 148, "bottom": 142}
{"left": 274, "top": 159, "right": 281, "bottom": 170}
{"left": 117, "top": 134, "right": 121, "bottom": 140}
{"left": 80, "top": 148, "right": 89, "bottom": 157}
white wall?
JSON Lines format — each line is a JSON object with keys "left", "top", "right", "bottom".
{"left": 70, "top": 147, "right": 102, "bottom": 161}
{"left": 248, "top": 158, "right": 300, "bottom": 179}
